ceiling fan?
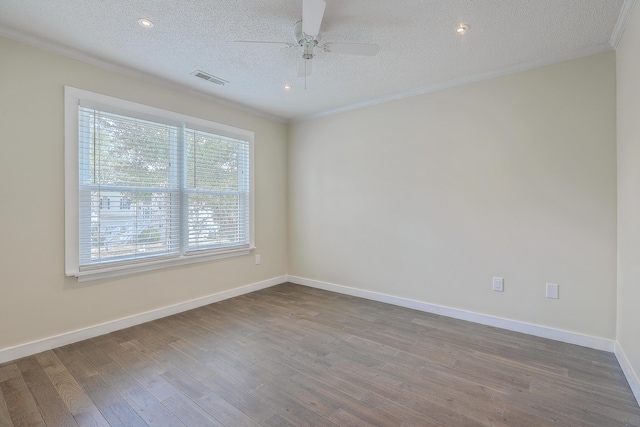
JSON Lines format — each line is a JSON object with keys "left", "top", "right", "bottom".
{"left": 235, "top": 0, "right": 380, "bottom": 82}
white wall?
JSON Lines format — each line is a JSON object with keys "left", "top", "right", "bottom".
{"left": 617, "top": 2, "right": 640, "bottom": 399}
{"left": 0, "top": 37, "right": 288, "bottom": 351}
{"left": 289, "top": 52, "right": 617, "bottom": 339}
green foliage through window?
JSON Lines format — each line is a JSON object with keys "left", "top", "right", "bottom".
{"left": 77, "top": 106, "right": 251, "bottom": 270}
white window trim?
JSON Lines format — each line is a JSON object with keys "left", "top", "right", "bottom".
{"left": 64, "top": 86, "right": 255, "bottom": 282}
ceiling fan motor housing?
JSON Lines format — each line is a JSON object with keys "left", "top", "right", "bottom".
{"left": 294, "top": 20, "right": 318, "bottom": 59}
{"left": 234, "top": 1, "right": 379, "bottom": 81}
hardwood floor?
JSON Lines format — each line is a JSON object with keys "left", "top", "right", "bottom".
{"left": 1, "top": 283, "right": 639, "bottom": 426}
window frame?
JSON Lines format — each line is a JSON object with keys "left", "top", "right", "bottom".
{"left": 65, "top": 86, "right": 255, "bottom": 282}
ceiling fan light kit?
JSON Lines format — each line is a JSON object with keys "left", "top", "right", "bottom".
{"left": 294, "top": 20, "right": 317, "bottom": 60}
{"left": 235, "top": 0, "right": 380, "bottom": 86}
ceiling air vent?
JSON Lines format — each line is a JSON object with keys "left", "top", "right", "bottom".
{"left": 191, "top": 70, "right": 228, "bottom": 86}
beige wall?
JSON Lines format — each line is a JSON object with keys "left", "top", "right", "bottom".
{"left": 0, "top": 37, "right": 288, "bottom": 350}
{"left": 617, "top": 2, "right": 640, "bottom": 394}
{"left": 0, "top": 34, "right": 623, "bottom": 355}
{"left": 289, "top": 52, "right": 618, "bottom": 339}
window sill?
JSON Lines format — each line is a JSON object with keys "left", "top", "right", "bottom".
{"left": 69, "top": 247, "right": 254, "bottom": 283}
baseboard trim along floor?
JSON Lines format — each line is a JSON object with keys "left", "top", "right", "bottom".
{"left": 616, "top": 342, "right": 640, "bottom": 406}
{"left": 1, "top": 274, "right": 638, "bottom": 407}
{"left": 287, "top": 275, "right": 640, "bottom": 406}
{"left": 287, "top": 276, "right": 614, "bottom": 351}
{"left": 0, "top": 275, "right": 286, "bottom": 365}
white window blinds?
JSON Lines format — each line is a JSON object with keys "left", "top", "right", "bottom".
{"left": 66, "top": 87, "right": 253, "bottom": 279}
{"left": 185, "top": 129, "right": 251, "bottom": 252}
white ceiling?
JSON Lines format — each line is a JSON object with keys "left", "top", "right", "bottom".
{"left": 0, "top": 0, "right": 634, "bottom": 121}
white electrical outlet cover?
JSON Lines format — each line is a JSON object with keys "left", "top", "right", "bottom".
{"left": 492, "top": 277, "right": 504, "bottom": 292}
{"left": 546, "top": 283, "right": 559, "bottom": 299}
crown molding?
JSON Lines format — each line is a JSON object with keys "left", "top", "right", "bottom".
{"left": 610, "top": 0, "right": 638, "bottom": 48}
{"left": 0, "top": 28, "right": 287, "bottom": 124}
{"left": 0, "top": 5, "right": 628, "bottom": 125}
{"left": 295, "top": 43, "right": 614, "bottom": 122}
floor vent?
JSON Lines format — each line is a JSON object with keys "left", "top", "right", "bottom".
{"left": 192, "top": 70, "right": 228, "bottom": 86}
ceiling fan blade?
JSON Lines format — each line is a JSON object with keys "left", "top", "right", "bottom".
{"left": 302, "top": 0, "right": 326, "bottom": 38}
{"left": 323, "top": 43, "right": 380, "bottom": 56}
{"left": 297, "top": 58, "right": 312, "bottom": 77}
{"left": 234, "top": 41, "right": 296, "bottom": 49}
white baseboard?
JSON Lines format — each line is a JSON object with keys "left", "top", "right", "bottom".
{"left": 0, "top": 275, "right": 287, "bottom": 365}
{"left": 615, "top": 343, "right": 640, "bottom": 406}
{"left": 287, "top": 275, "right": 615, "bottom": 353}
{"left": 3, "top": 273, "right": 631, "bottom": 404}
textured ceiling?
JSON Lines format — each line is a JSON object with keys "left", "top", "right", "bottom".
{"left": 0, "top": 0, "right": 633, "bottom": 121}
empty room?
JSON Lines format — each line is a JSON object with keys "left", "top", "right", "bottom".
{"left": 1, "top": 0, "right": 640, "bottom": 425}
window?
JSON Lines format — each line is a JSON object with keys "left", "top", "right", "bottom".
{"left": 65, "top": 87, "right": 254, "bottom": 281}
{"left": 119, "top": 197, "right": 131, "bottom": 210}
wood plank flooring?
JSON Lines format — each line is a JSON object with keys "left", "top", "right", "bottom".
{"left": 1, "top": 282, "right": 639, "bottom": 426}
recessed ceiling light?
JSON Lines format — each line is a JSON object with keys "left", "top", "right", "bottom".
{"left": 138, "top": 18, "right": 154, "bottom": 28}
{"left": 284, "top": 83, "right": 292, "bottom": 90}
{"left": 456, "top": 23, "right": 470, "bottom": 35}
